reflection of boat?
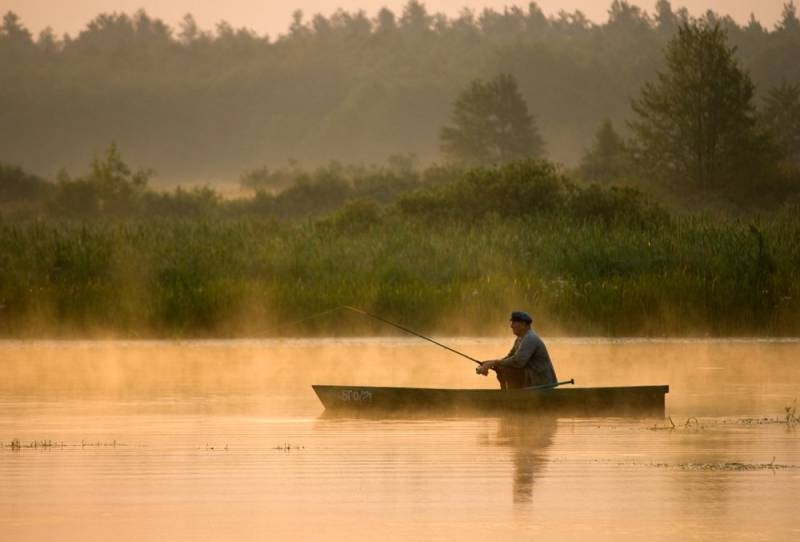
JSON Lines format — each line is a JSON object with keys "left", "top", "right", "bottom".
{"left": 312, "top": 384, "right": 669, "bottom": 417}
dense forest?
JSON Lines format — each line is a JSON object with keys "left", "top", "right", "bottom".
{"left": 2, "top": 1, "right": 800, "bottom": 183}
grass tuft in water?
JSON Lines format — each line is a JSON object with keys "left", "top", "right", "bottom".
{"left": 2, "top": 439, "right": 127, "bottom": 450}
{"left": 653, "top": 461, "right": 799, "bottom": 471}
{"left": 274, "top": 443, "right": 304, "bottom": 451}
{"left": 785, "top": 399, "right": 799, "bottom": 428}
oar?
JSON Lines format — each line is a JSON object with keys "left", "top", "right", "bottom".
{"left": 342, "top": 306, "right": 483, "bottom": 365}
{"left": 521, "top": 379, "right": 575, "bottom": 391}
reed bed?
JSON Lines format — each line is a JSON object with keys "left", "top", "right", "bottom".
{"left": 0, "top": 213, "right": 797, "bottom": 337}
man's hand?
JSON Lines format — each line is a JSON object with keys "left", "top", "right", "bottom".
{"left": 475, "top": 361, "right": 494, "bottom": 376}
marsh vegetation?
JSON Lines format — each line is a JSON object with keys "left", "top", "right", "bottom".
{"left": 1, "top": 185, "right": 797, "bottom": 337}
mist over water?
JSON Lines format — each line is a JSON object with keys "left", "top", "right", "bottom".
{"left": 3, "top": 337, "right": 798, "bottom": 416}
{"left": 1, "top": 338, "right": 799, "bottom": 540}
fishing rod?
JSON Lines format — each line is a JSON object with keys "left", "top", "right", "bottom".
{"left": 281, "top": 306, "right": 573, "bottom": 389}
{"left": 342, "top": 306, "right": 483, "bottom": 365}
{"left": 343, "top": 307, "right": 575, "bottom": 390}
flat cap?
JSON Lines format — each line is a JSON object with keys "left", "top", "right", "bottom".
{"left": 509, "top": 311, "right": 533, "bottom": 324}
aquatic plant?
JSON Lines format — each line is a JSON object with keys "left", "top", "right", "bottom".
{"left": 649, "top": 417, "right": 707, "bottom": 432}
{"left": 274, "top": 443, "right": 304, "bottom": 451}
{"left": 2, "top": 439, "right": 76, "bottom": 449}
{"left": 648, "top": 416, "right": 676, "bottom": 431}
{"left": 655, "top": 460, "right": 799, "bottom": 471}
{"left": 786, "top": 399, "right": 799, "bottom": 428}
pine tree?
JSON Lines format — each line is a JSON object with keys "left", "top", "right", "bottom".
{"left": 761, "top": 82, "right": 800, "bottom": 167}
{"left": 440, "top": 73, "right": 544, "bottom": 166}
{"left": 629, "top": 19, "right": 774, "bottom": 192}
{"left": 580, "top": 120, "right": 631, "bottom": 183}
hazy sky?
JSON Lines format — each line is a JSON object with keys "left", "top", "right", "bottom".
{"left": 1, "top": 1, "right": 788, "bottom": 39}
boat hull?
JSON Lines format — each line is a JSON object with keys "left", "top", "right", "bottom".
{"left": 312, "top": 384, "right": 669, "bottom": 417}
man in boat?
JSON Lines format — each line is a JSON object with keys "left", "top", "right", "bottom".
{"left": 476, "top": 311, "right": 557, "bottom": 390}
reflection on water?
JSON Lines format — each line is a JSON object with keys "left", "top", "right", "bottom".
{"left": 1, "top": 339, "right": 799, "bottom": 541}
{"left": 485, "top": 416, "right": 557, "bottom": 503}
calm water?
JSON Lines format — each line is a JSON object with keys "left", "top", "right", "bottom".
{"left": 1, "top": 338, "right": 799, "bottom": 541}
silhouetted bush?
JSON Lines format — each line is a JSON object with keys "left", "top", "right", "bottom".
{"left": 0, "top": 163, "right": 51, "bottom": 201}
{"left": 142, "top": 187, "right": 221, "bottom": 219}
{"left": 397, "top": 160, "right": 566, "bottom": 222}
{"left": 48, "top": 144, "right": 150, "bottom": 220}
{"left": 396, "top": 160, "right": 665, "bottom": 227}
{"left": 0, "top": 163, "right": 52, "bottom": 218}
{"left": 319, "top": 198, "right": 383, "bottom": 234}
{"left": 568, "top": 185, "right": 669, "bottom": 227}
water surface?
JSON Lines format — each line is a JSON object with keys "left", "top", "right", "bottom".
{"left": 2, "top": 338, "right": 799, "bottom": 541}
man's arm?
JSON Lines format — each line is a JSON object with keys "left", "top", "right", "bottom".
{"left": 495, "top": 334, "right": 537, "bottom": 369}
{"left": 477, "top": 336, "right": 534, "bottom": 374}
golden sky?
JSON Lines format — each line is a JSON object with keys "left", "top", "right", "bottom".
{"left": 1, "top": 1, "right": 787, "bottom": 39}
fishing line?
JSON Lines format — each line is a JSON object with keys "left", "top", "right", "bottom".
{"left": 342, "top": 306, "right": 482, "bottom": 365}
{"left": 268, "top": 306, "right": 349, "bottom": 333}
{"left": 341, "top": 308, "right": 576, "bottom": 388}
{"left": 269, "top": 305, "right": 481, "bottom": 365}
{"left": 273, "top": 306, "right": 576, "bottom": 388}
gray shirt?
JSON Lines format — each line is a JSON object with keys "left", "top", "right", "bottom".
{"left": 495, "top": 329, "right": 557, "bottom": 386}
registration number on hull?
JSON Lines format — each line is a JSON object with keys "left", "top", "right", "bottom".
{"left": 339, "top": 389, "right": 373, "bottom": 403}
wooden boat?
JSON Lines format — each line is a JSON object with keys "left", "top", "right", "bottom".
{"left": 312, "top": 384, "right": 669, "bottom": 417}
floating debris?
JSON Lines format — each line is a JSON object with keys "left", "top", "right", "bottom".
{"left": 650, "top": 406, "right": 800, "bottom": 431}
{"left": 654, "top": 459, "right": 799, "bottom": 472}
{"left": 3, "top": 439, "right": 64, "bottom": 449}
{"left": 736, "top": 417, "right": 786, "bottom": 425}
{"left": 648, "top": 417, "right": 704, "bottom": 431}
{"left": 3, "top": 439, "right": 126, "bottom": 450}
{"left": 81, "top": 440, "right": 122, "bottom": 448}
{"left": 274, "top": 443, "right": 304, "bottom": 452}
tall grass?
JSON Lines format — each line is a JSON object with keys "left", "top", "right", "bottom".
{"left": 0, "top": 212, "right": 797, "bottom": 337}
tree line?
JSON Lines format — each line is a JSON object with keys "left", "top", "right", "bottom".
{"left": 5, "top": 13, "right": 798, "bottom": 216}
{"left": 0, "top": 143, "right": 668, "bottom": 228}
{"left": 1, "top": 1, "right": 799, "bottom": 186}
